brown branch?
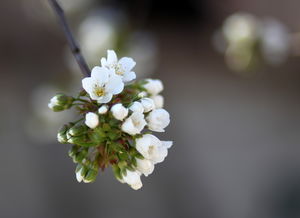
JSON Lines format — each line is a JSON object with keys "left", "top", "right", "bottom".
{"left": 48, "top": 0, "right": 91, "bottom": 76}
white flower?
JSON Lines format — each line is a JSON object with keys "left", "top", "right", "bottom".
{"left": 111, "top": 103, "right": 129, "bottom": 121}
{"left": 101, "top": 50, "right": 136, "bottom": 82}
{"left": 48, "top": 96, "right": 59, "bottom": 109}
{"left": 136, "top": 158, "right": 154, "bottom": 176}
{"left": 82, "top": 66, "right": 124, "bottom": 103}
{"left": 122, "top": 170, "right": 143, "bottom": 190}
{"left": 98, "top": 105, "right": 108, "bottom": 114}
{"left": 140, "top": 98, "right": 155, "bottom": 112}
{"left": 121, "top": 112, "right": 146, "bottom": 135}
{"left": 135, "top": 134, "right": 173, "bottom": 164}
{"left": 85, "top": 112, "right": 99, "bottom": 129}
{"left": 150, "top": 95, "right": 164, "bottom": 108}
{"left": 146, "top": 109, "right": 170, "bottom": 132}
{"left": 143, "top": 79, "right": 163, "bottom": 95}
{"left": 129, "top": 101, "right": 144, "bottom": 113}
{"left": 76, "top": 168, "right": 84, "bottom": 183}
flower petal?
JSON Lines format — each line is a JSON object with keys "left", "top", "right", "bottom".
{"left": 91, "top": 66, "right": 109, "bottom": 84}
{"left": 106, "top": 75, "right": 124, "bottom": 94}
{"left": 100, "top": 57, "right": 107, "bottom": 67}
{"left": 123, "top": 71, "right": 136, "bottom": 82}
{"left": 119, "top": 57, "right": 136, "bottom": 72}
{"left": 106, "top": 50, "right": 118, "bottom": 65}
{"left": 97, "top": 93, "right": 113, "bottom": 103}
{"left": 82, "top": 77, "right": 94, "bottom": 93}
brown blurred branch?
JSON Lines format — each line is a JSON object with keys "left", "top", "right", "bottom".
{"left": 48, "top": 0, "right": 90, "bottom": 76}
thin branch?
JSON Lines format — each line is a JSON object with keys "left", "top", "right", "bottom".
{"left": 48, "top": 0, "right": 90, "bottom": 76}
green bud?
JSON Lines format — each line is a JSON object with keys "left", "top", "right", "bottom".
{"left": 75, "top": 150, "right": 88, "bottom": 163}
{"left": 83, "top": 169, "right": 98, "bottom": 183}
{"left": 68, "top": 125, "right": 87, "bottom": 137}
{"left": 112, "top": 164, "right": 122, "bottom": 180}
{"left": 118, "top": 160, "right": 127, "bottom": 169}
{"left": 68, "top": 145, "right": 79, "bottom": 158}
{"left": 75, "top": 164, "right": 83, "bottom": 173}
{"left": 48, "top": 94, "right": 74, "bottom": 112}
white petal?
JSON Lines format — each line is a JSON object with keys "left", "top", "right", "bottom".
{"left": 106, "top": 75, "right": 124, "bottom": 94}
{"left": 100, "top": 57, "right": 107, "bottom": 67}
{"left": 82, "top": 77, "right": 94, "bottom": 93}
{"left": 119, "top": 57, "right": 136, "bottom": 72}
{"left": 162, "top": 141, "right": 173, "bottom": 149}
{"left": 97, "top": 93, "right": 113, "bottom": 103}
{"left": 91, "top": 66, "right": 109, "bottom": 84}
{"left": 106, "top": 50, "right": 118, "bottom": 65}
{"left": 123, "top": 71, "right": 136, "bottom": 82}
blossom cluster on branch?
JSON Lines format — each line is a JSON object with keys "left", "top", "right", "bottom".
{"left": 48, "top": 50, "right": 172, "bottom": 190}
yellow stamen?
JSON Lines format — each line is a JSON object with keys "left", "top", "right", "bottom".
{"left": 94, "top": 86, "right": 105, "bottom": 97}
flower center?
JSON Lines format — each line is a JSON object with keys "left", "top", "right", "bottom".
{"left": 148, "top": 145, "right": 155, "bottom": 155}
{"left": 94, "top": 86, "right": 105, "bottom": 97}
{"left": 115, "top": 64, "right": 124, "bottom": 76}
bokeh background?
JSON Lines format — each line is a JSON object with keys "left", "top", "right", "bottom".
{"left": 1, "top": 0, "right": 300, "bottom": 218}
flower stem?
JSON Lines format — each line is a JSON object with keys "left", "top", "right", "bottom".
{"left": 48, "top": 0, "right": 91, "bottom": 77}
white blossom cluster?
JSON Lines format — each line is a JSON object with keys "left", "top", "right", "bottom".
{"left": 49, "top": 50, "right": 173, "bottom": 190}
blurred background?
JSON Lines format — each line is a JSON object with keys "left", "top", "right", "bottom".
{"left": 1, "top": 0, "right": 300, "bottom": 217}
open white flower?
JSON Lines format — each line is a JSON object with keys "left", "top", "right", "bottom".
{"left": 121, "top": 112, "right": 146, "bottom": 135}
{"left": 101, "top": 50, "right": 136, "bottom": 82}
{"left": 143, "top": 79, "right": 163, "bottom": 95}
{"left": 136, "top": 158, "right": 154, "bottom": 176}
{"left": 85, "top": 112, "right": 99, "bottom": 129}
{"left": 129, "top": 101, "right": 144, "bottom": 113}
{"left": 82, "top": 66, "right": 124, "bottom": 103}
{"left": 135, "top": 134, "right": 173, "bottom": 164}
{"left": 98, "top": 105, "right": 108, "bottom": 114}
{"left": 150, "top": 95, "right": 164, "bottom": 108}
{"left": 146, "top": 109, "right": 170, "bottom": 132}
{"left": 111, "top": 103, "right": 128, "bottom": 121}
{"left": 140, "top": 98, "right": 155, "bottom": 112}
{"left": 122, "top": 170, "right": 143, "bottom": 190}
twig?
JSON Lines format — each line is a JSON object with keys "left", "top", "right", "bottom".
{"left": 48, "top": 0, "right": 90, "bottom": 76}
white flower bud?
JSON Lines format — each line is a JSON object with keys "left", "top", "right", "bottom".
{"left": 129, "top": 101, "right": 144, "bottom": 113}
{"left": 121, "top": 112, "right": 146, "bottom": 135}
{"left": 122, "top": 170, "right": 143, "bottom": 190}
{"left": 144, "top": 79, "right": 163, "bottom": 95}
{"left": 85, "top": 112, "right": 99, "bottom": 129}
{"left": 140, "top": 98, "right": 155, "bottom": 112}
{"left": 150, "top": 95, "right": 164, "bottom": 108}
{"left": 136, "top": 158, "right": 154, "bottom": 176}
{"left": 146, "top": 109, "right": 170, "bottom": 132}
{"left": 111, "top": 103, "right": 129, "bottom": 121}
{"left": 98, "top": 105, "right": 108, "bottom": 114}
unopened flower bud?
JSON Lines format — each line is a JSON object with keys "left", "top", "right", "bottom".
{"left": 143, "top": 79, "right": 163, "bottom": 95}
{"left": 129, "top": 102, "right": 144, "bottom": 113}
{"left": 48, "top": 94, "right": 74, "bottom": 112}
{"left": 85, "top": 112, "right": 99, "bottom": 129}
{"left": 67, "top": 125, "right": 87, "bottom": 137}
{"left": 140, "top": 98, "right": 155, "bottom": 112}
{"left": 150, "top": 95, "right": 164, "bottom": 108}
{"left": 83, "top": 169, "right": 98, "bottom": 183}
{"left": 111, "top": 103, "right": 128, "bottom": 121}
{"left": 57, "top": 124, "right": 70, "bottom": 144}
{"left": 98, "top": 105, "right": 109, "bottom": 114}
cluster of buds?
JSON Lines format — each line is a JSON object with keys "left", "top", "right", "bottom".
{"left": 214, "top": 12, "right": 291, "bottom": 72}
{"left": 49, "top": 50, "right": 172, "bottom": 190}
